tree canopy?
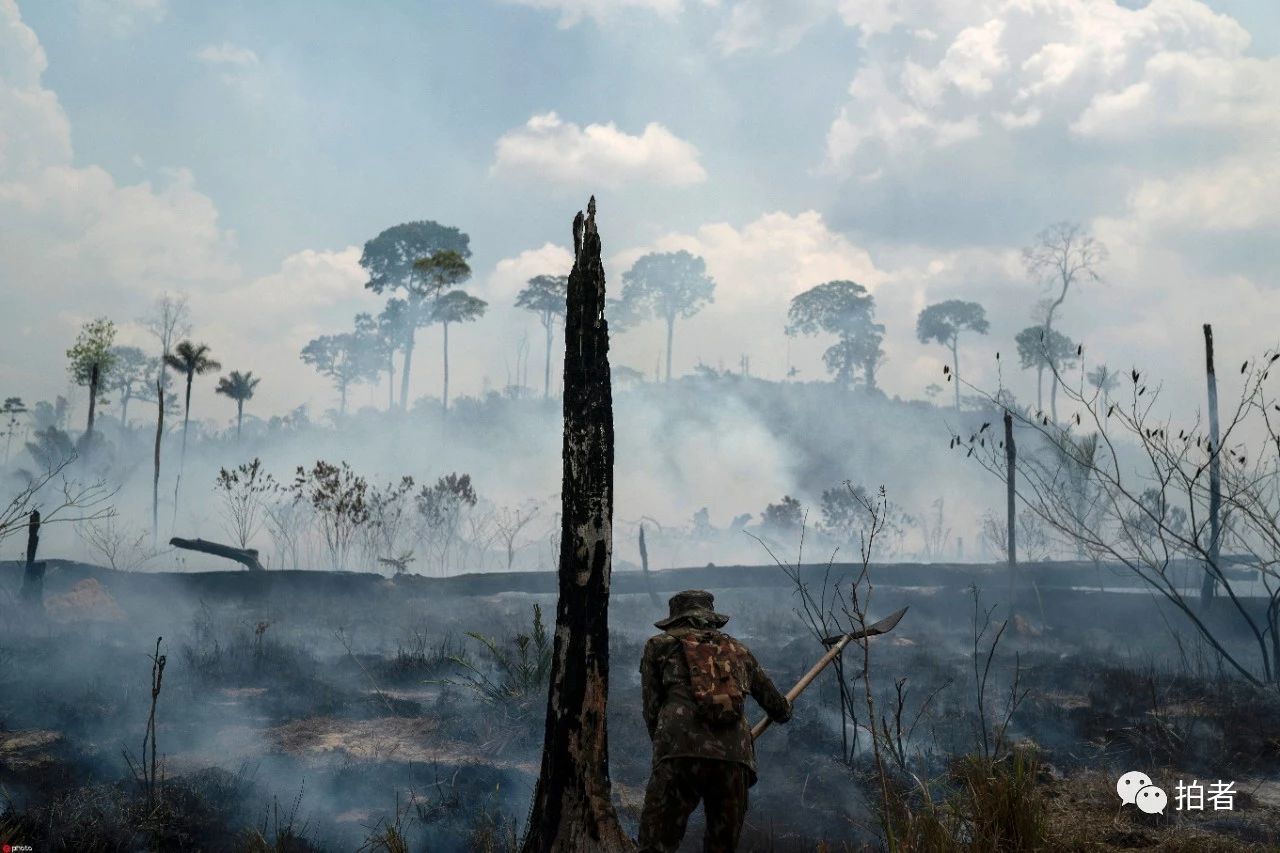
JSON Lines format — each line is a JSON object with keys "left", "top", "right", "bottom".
{"left": 1015, "top": 325, "right": 1078, "bottom": 372}
{"left": 616, "top": 250, "right": 715, "bottom": 381}
{"left": 917, "top": 300, "right": 990, "bottom": 409}
{"left": 411, "top": 250, "right": 471, "bottom": 302}
{"left": 300, "top": 333, "right": 379, "bottom": 413}
{"left": 216, "top": 370, "right": 260, "bottom": 403}
{"left": 786, "top": 280, "right": 885, "bottom": 388}
{"left": 916, "top": 300, "right": 989, "bottom": 347}
{"left": 616, "top": 250, "right": 715, "bottom": 329}
{"left": 431, "top": 290, "right": 488, "bottom": 326}
{"left": 164, "top": 341, "right": 221, "bottom": 381}
{"left": 107, "top": 346, "right": 152, "bottom": 392}
{"left": 360, "top": 221, "right": 471, "bottom": 296}
{"left": 66, "top": 318, "right": 118, "bottom": 387}
{"left": 516, "top": 274, "right": 568, "bottom": 321}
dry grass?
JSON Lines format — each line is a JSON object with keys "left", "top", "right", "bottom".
{"left": 1043, "top": 769, "right": 1280, "bottom": 852}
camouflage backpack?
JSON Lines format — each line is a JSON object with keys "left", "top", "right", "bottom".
{"left": 678, "top": 631, "right": 746, "bottom": 727}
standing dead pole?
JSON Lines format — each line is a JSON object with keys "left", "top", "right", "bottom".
{"left": 152, "top": 380, "right": 164, "bottom": 544}
{"left": 521, "top": 197, "right": 631, "bottom": 853}
{"left": 124, "top": 637, "right": 168, "bottom": 810}
{"left": 638, "top": 524, "right": 660, "bottom": 609}
{"left": 1203, "top": 324, "right": 1221, "bottom": 609}
{"left": 1004, "top": 410, "right": 1017, "bottom": 612}
{"left": 20, "top": 509, "right": 46, "bottom": 607}
{"left": 145, "top": 636, "right": 166, "bottom": 808}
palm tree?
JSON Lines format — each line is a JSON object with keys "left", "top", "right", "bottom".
{"left": 215, "top": 370, "right": 260, "bottom": 442}
{"left": 1087, "top": 364, "right": 1120, "bottom": 408}
{"left": 164, "top": 340, "right": 221, "bottom": 467}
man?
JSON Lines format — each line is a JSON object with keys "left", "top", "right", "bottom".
{"left": 638, "top": 589, "right": 793, "bottom": 852}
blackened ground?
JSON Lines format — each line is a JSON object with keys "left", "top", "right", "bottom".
{"left": 1, "top": 560, "right": 1278, "bottom": 851}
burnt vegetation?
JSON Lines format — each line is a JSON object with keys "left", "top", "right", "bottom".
{"left": 2, "top": 211, "right": 1279, "bottom": 853}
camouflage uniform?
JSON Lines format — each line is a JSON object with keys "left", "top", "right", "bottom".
{"left": 638, "top": 590, "right": 792, "bottom": 853}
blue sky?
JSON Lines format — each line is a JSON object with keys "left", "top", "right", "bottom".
{"left": 2, "top": 0, "right": 1278, "bottom": 423}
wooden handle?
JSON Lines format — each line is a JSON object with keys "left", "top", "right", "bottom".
{"left": 751, "top": 635, "right": 852, "bottom": 740}
{"left": 749, "top": 607, "right": 907, "bottom": 742}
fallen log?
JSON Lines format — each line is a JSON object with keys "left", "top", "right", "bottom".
{"left": 169, "top": 537, "right": 265, "bottom": 572}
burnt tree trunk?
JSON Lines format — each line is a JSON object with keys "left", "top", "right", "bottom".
{"left": 521, "top": 198, "right": 632, "bottom": 853}
{"left": 86, "top": 362, "right": 100, "bottom": 440}
{"left": 169, "top": 537, "right": 266, "bottom": 572}
{"left": 1004, "top": 410, "right": 1017, "bottom": 612}
{"left": 1203, "top": 323, "right": 1221, "bottom": 609}
{"left": 20, "top": 509, "right": 46, "bottom": 606}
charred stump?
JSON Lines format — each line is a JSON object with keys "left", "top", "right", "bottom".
{"left": 86, "top": 362, "right": 100, "bottom": 439}
{"left": 521, "top": 197, "right": 632, "bottom": 853}
{"left": 169, "top": 537, "right": 266, "bottom": 572}
{"left": 20, "top": 509, "right": 45, "bottom": 607}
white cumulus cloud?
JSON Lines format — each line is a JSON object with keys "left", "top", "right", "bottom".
{"left": 486, "top": 243, "right": 574, "bottom": 304}
{"left": 822, "top": 0, "right": 1266, "bottom": 174}
{"left": 492, "top": 112, "right": 707, "bottom": 188}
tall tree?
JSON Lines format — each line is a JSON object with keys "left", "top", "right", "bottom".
{"left": 1014, "top": 326, "right": 1078, "bottom": 416}
{"left": 66, "top": 317, "right": 117, "bottom": 440}
{"left": 360, "top": 222, "right": 471, "bottom": 408}
{"left": 143, "top": 293, "right": 191, "bottom": 393}
{"left": 786, "top": 280, "right": 885, "bottom": 389}
{"left": 215, "top": 370, "right": 261, "bottom": 441}
{"left": 916, "top": 300, "right": 990, "bottom": 411}
{"left": 431, "top": 290, "right": 488, "bottom": 413}
{"left": 516, "top": 274, "right": 569, "bottom": 399}
{"left": 106, "top": 345, "right": 154, "bottom": 428}
{"left": 616, "top": 250, "right": 715, "bottom": 382}
{"left": 361, "top": 305, "right": 406, "bottom": 410}
{"left": 522, "top": 198, "right": 630, "bottom": 852}
{"left": 300, "top": 333, "right": 378, "bottom": 416}
{"left": 1023, "top": 222, "right": 1105, "bottom": 422}
{"left": 163, "top": 340, "right": 221, "bottom": 469}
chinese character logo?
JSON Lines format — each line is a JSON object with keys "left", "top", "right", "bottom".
{"left": 1176, "top": 779, "right": 1236, "bottom": 812}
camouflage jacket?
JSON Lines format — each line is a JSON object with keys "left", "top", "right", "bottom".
{"left": 640, "top": 621, "right": 792, "bottom": 783}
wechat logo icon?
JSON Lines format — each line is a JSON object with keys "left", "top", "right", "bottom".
{"left": 1117, "top": 770, "right": 1167, "bottom": 815}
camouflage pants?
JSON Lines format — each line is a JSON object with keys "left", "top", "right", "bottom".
{"left": 638, "top": 757, "right": 750, "bottom": 853}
